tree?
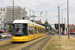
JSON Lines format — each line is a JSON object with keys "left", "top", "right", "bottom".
{"left": 36, "top": 22, "right": 42, "bottom": 24}
{"left": 45, "top": 20, "right": 53, "bottom": 32}
{"left": 8, "top": 25, "right": 12, "bottom": 32}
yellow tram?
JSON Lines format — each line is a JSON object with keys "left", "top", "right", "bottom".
{"left": 12, "top": 20, "right": 46, "bottom": 42}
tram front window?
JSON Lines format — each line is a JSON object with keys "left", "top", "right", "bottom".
{"left": 12, "top": 24, "right": 27, "bottom": 35}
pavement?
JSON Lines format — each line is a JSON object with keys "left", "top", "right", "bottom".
{"left": 0, "top": 37, "right": 11, "bottom": 41}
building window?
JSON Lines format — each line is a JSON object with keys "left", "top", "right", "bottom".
{"left": 4, "top": 12, "right": 6, "bottom": 14}
{"left": 1, "top": 21, "right": 2, "bottom": 23}
{"left": 3, "top": 9, "right": 5, "bottom": 11}
{"left": 1, "top": 16, "right": 2, "bottom": 17}
{"left": 4, "top": 16, "right": 5, "bottom": 17}
{"left": 1, "top": 9, "right": 2, "bottom": 11}
{"left": 0, "top": 12, "right": 2, "bottom": 14}
{"left": 4, "top": 18, "right": 6, "bottom": 20}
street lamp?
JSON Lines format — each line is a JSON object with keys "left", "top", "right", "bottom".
{"left": 61, "top": 9, "right": 66, "bottom": 24}
{"left": 61, "top": 9, "right": 66, "bottom": 34}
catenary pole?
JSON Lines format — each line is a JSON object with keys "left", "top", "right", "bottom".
{"left": 67, "top": 0, "right": 70, "bottom": 39}
{"left": 58, "top": 6, "right": 60, "bottom": 37}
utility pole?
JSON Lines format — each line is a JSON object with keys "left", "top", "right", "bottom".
{"left": 58, "top": 6, "right": 60, "bottom": 37}
{"left": 29, "top": 10, "right": 31, "bottom": 17}
{"left": 32, "top": 10, "right": 34, "bottom": 22}
{"left": 13, "top": 0, "right": 14, "bottom": 21}
{"left": 64, "top": 18, "right": 66, "bottom": 34}
{"left": 61, "top": 9, "right": 63, "bottom": 35}
{"left": 62, "top": 9, "right": 63, "bottom": 24}
{"left": 67, "top": 0, "right": 69, "bottom": 39}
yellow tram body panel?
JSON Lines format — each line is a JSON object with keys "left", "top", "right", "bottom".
{"left": 12, "top": 20, "right": 46, "bottom": 42}
{"left": 28, "top": 34, "right": 34, "bottom": 41}
{"left": 12, "top": 36, "right": 28, "bottom": 42}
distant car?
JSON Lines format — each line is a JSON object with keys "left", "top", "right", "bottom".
{"left": 7, "top": 34, "right": 11, "bottom": 37}
{"left": 0, "top": 33, "right": 8, "bottom": 38}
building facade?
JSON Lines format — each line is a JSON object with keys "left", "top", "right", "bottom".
{"left": 6, "top": 6, "right": 30, "bottom": 23}
{"left": 0, "top": 6, "right": 30, "bottom": 29}
{"left": 67, "top": 24, "right": 75, "bottom": 28}
{"left": 0, "top": 8, "right": 6, "bottom": 29}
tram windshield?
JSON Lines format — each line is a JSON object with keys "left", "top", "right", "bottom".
{"left": 12, "top": 24, "right": 28, "bottom": 35}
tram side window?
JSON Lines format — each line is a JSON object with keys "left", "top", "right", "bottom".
{"left": 40, "top": 28, "right": 41, "bottom": 33}
{"left": 38, "top": 28, "right": 39, "bottom": 33}
{"left": 42, "top": 29, "right": 43, "bottom": 33}
{"left": 23, "top": 24, "right": 28, "bottom": 35}
{"left": 41, "top": 28, "right": 42, "bottom": 33}
{"left": 39, "top": 28, "right": 41, "bottom": 33}
{"left": 29, "top": 26, "right": 33, "bottom": 34}
{"left": 34, "top": 27, "right": 37, "bottom": 34}
{"left": 42, "top": 29, "right": 44, "bottom": 33}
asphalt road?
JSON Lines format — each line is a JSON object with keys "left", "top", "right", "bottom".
{"left": 1, "top": 33, "right": 74, "bottom": 41}
{"left": 0, "top": 37, "right": 11, "bottom": 41}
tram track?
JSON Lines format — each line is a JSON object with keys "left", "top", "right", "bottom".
{"left": 0, "top": 42, "right": 24, "bottom": 50}
{"left": 39, "top": 36, "right": 52, "bottom": 50}
{"left": 22, "top": 35, "right": 52, "bottom": 50}
{"left": 0, "top": 35, "right": 48, "bottom": 50}
{"left": 0, "top": 35, "right": 52, "bottom": 50}
{"left": 0, "top": 43, "right": 12, "bottom": 49}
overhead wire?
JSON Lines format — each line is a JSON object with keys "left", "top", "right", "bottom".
{"left": 38, "top": 0, "right": 46, "bottom": 11}
{"left": 36, "top": 0, "right": 42, "bottom": 11}
{"left": 36, "top": 0, "right": 48, "bottom": 18}
{"left": 18, "top": 0, "right": 30, "bottom": 9}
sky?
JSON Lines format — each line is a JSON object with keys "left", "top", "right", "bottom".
{"left": 0, "top": 0, "right": 75, "bottom": 24}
